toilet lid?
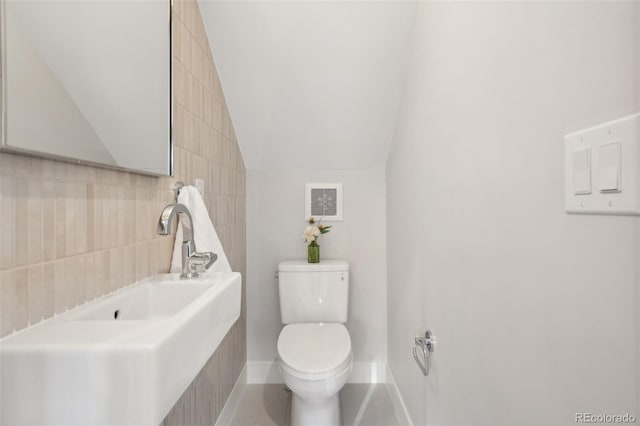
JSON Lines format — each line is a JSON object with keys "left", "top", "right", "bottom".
{"left": 278, "top": 323, "right": 352, "bottom": 378}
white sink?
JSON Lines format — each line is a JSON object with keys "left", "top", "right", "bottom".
{"left": 0, "top": 272, "right": 242, "bottom": 426}
{"left": 72, "top": 281, "right": 211, "bottom": 320}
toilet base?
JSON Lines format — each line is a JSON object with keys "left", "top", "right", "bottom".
{"left": 291, "top": 393, "right": 340, "bottom": 426}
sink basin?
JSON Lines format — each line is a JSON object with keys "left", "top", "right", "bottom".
{"left": 71, "top": 281, "right": 210, "bottom": 320}
{"left": 0, "top": 272, "right": 242, "bottom": 426}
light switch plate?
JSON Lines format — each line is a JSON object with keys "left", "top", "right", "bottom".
{"left": 195, "top": 178, "right": 205, "bottom": 195}
{"left": 564, "top": 113, "right": 640, "bottom": 215}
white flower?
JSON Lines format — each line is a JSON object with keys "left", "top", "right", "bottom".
{"left": 303, "top": 225, "right": 320, "bottom": 243}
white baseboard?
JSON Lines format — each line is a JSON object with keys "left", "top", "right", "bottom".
{"left": 384, "top": 365, "right": 413, "bottom": 426}
{"left": 349, "top": 362, "right": 386, "bottom": 383}
{"left": 246, "top": 361, "right": 387, "bottom": 384}
{"left": 214, "top": 365, "right": 247, "bottom": 426}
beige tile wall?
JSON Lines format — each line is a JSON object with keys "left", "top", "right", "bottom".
{"left": 0, "top": 0, "right": 246, "bottom": 423}
{"left": 165, "top": 1, "right": 247, "bottom": 423}
{"left": 0, "top": 157, "right": 177, "bottom": 334}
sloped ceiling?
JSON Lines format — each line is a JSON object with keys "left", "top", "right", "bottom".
{"left": 198, "top": 1, "right": 417, "bottom": 170}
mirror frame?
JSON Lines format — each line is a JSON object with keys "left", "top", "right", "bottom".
{"left": 0, "top": 0, "right": 174, "bottom": 177}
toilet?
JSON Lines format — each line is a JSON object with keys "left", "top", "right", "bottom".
{"left": 277, "top": 260, "right": 352, "bottom": 426}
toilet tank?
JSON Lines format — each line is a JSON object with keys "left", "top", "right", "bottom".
{"left": 278, "top": 260, "right": 349, "bottom": 324}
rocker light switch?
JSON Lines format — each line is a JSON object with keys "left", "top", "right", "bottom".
{"left": 572, "top": 148, "right": 591, "bottom": 194}
{"left": 599, "top": 141, "right": 621, "bottom": 193}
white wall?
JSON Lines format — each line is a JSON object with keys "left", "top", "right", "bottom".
{"left": 247, "top": 168, "right": 387, "bottom": 373}
{"left": 387, "top": 2, "right": 639, "bottom": 425}
{"left": 637, "top": 1, "right": 640, "bottom": 418}
{"left": 199, "top": 0, "right": 416, "bottom": 170}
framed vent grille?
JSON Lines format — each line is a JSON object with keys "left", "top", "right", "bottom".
{"left": 305, "top": 183, "right": 343, "bottom": 221}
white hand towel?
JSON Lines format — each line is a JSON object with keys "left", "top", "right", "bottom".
{"left": 170, "top": 186, "right": 232, "bottom": 273}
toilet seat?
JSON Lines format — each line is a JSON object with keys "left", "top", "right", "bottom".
{"left": 278, "top": 323, "right": 352, "bottom": 381}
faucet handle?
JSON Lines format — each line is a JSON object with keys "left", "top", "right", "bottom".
{"left": 188, "top": 252, "right": 217, "bottom": 273}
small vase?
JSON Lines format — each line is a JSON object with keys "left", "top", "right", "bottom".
{"left": 308, "top": 242, "right": 320, "bottom": 263}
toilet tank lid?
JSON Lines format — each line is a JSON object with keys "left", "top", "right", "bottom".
{"left": 278, "top": 260, "right": 349, "bottom": 272}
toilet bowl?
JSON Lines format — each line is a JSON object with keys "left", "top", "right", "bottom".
{"left": 278, "top": 323, "right": 353, "bottom": 426}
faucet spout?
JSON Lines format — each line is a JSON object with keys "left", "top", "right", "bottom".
{"left": 157, "top": 203, "right": 198, "bottom": 279}
{"left": 157, "top": 203, "right": 194, "bottom": 243}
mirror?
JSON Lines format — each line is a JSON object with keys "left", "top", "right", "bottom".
{"left": 1, "top": 0, "right": 172, "bottom": 176}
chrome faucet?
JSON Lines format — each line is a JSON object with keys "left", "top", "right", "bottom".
{"left": 157, "top": 203, "right": 217, "bottom": 279}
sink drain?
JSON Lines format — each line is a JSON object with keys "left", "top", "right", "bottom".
{"left": 114, "top": 310, "right": 120, "bottom": 320}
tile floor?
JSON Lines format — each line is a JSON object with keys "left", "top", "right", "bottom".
{"left": 229, "top": 384, "right": 399, "bottom": 426}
